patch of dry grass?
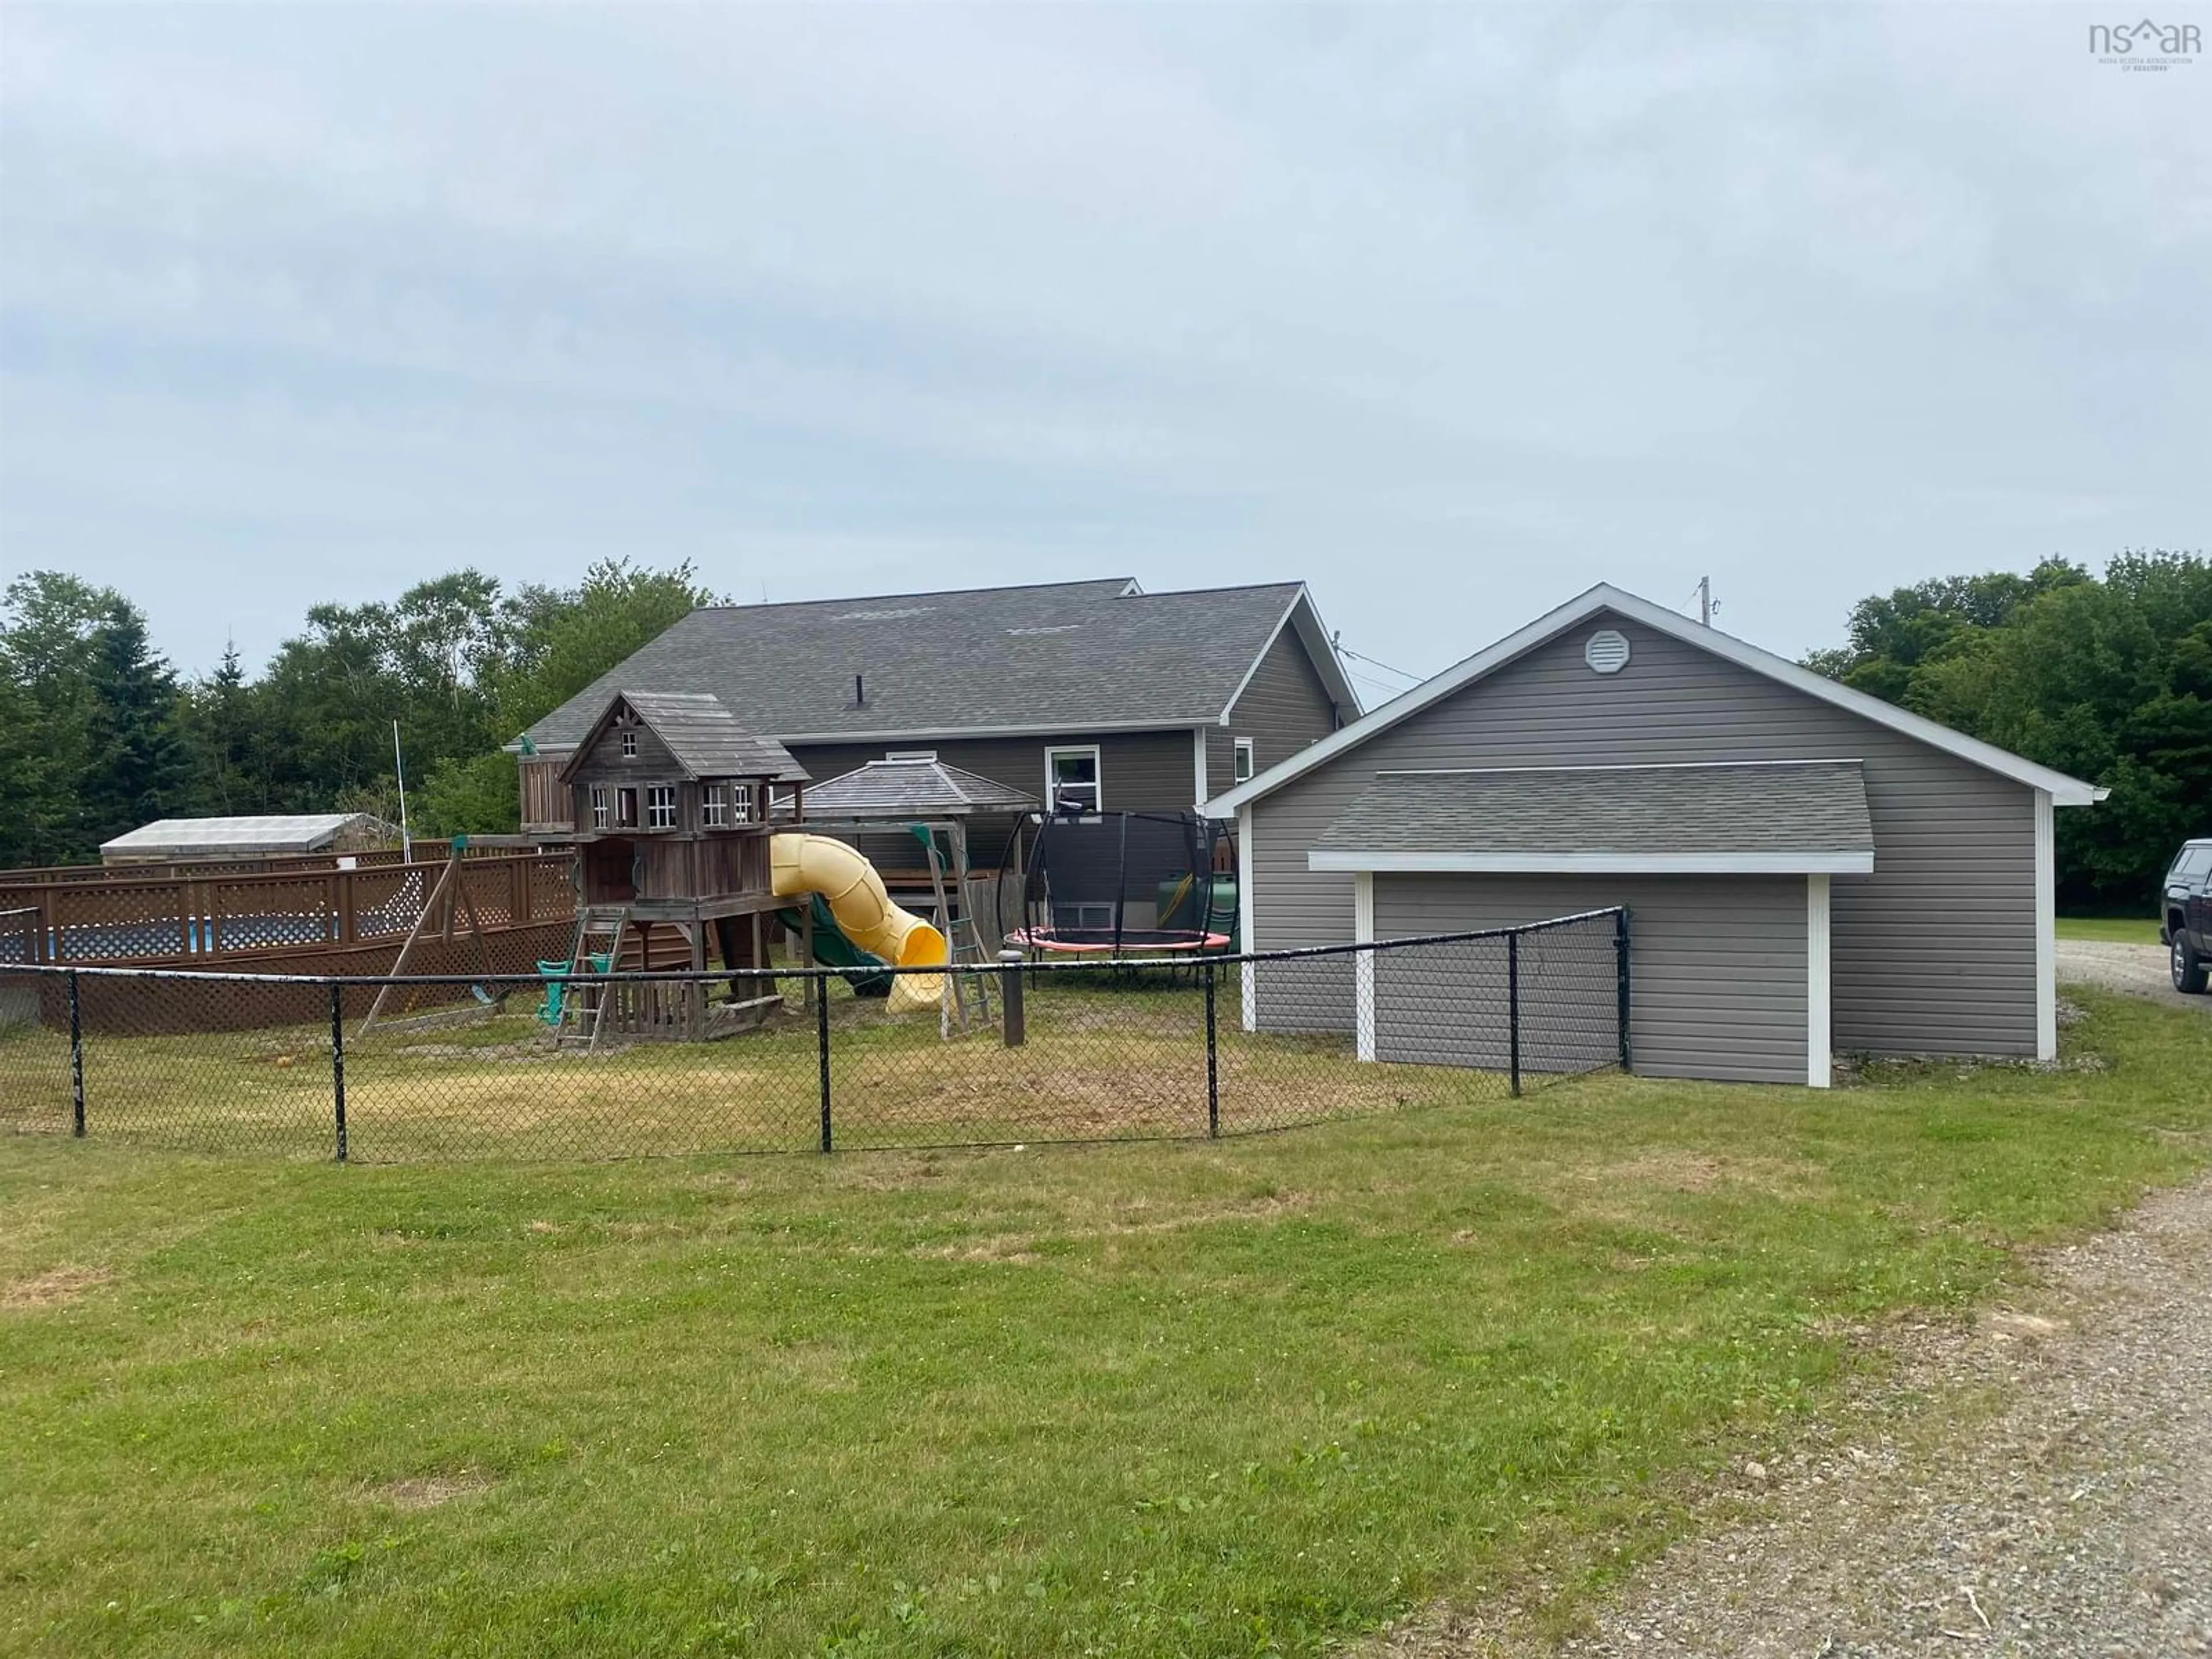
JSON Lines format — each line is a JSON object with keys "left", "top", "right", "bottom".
{"left": 2, "top": 1263, "right": 112, "bottom": 1311}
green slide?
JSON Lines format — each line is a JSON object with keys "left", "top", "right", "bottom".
{"left": 775, "top": 895, "right": 894, "bottom": 998}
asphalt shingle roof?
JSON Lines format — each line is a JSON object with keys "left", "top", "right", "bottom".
{"left": 522, "top": 578, "right": 1308, "bottom": 750}
{"left": 802, "top": 759, "right": 1041, "bottom": 817}
{"left": 1313, "top": 762, "right": 1873, "bottom": 858}
{"left": 566, "top": 692, "right": 810, "bottom": 782}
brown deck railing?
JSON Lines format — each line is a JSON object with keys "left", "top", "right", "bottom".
{"left": 0, "top": 853, "right": 577, "bottom": 969}
{"left": 0, "top": 843, "right": 529, "bottom": 887}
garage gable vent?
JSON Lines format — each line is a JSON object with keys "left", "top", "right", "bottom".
{"left": 1584, "top": 628, "right": 1631, "bottom": 675}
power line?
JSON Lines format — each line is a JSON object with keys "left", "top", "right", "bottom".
{"left": 1330, "top": 631, "right": 1425, "bottom": 684}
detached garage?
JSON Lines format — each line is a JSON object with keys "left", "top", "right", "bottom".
{"left": 1206, "top": 585, "right": 2104, "bottom": 1087}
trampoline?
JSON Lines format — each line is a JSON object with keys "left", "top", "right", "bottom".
{"left": 1002, "top": 800, "right": 1236, "bottom": 961}
{"left": 1003, "top": 925, "right": 1230, "bottom": 955}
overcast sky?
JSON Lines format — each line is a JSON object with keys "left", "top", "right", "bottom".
{"left": 2, "top": 4, "right": 2205, "bottom": 700}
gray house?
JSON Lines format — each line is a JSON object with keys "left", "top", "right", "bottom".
{"left": 1204, "top": 584, "right": 2104, "bottom": 1087}
{"left": 516, "top": 577, "right": 1357, "bottom": 928}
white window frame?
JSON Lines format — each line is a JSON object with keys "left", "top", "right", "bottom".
{"left": 620, "top": 729, "right": 638, "bottom": 757}
{"left": 1234, "top": 738, "right": 1255, "bottom": 783}
{"left": 885, "top": 749, "right": 937, "bottom": 762}
{"left": 590, "top": 786, "right": 611, "bottom": 830}
{"left": 702, "top": 784, "right": 727, "bottom": 828}
{"left": 1044, "top": 744, "right": 1103, "bottom": 814}
{"left": 616, "top": 787, "right": 639, "bottom": 828}
{"left": 645, "top": 785, "right": 677, "bottom": 830}
{"left": 731, "top": 785, "right": 755, "bottom": 824}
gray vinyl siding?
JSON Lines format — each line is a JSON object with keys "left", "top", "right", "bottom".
{"left": 788, "top": 731, "right": 1200, "bottom": 933}
{"left": 1204, "top": 727, "right": 1238, "bottom": 808}
{"left": 1372, "top": 875, "right": 1805, "bottom": 1085}
{"left": 1248, "top": 611, "right": 2039, "bottom": 1059}
{"left": 787, "top": 730, "right": 1195, "bottom": 818}
{"left": 1226, "top": 624, "right": 1343, "bottom": 785}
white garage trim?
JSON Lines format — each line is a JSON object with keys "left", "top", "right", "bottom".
{"left": 1192, "top": 728, "right": 1209, "bottom": 808}
{"left": 1309, "top": 850, "right": 1875, "bottom": 876}
{"left": 1353, "top": 870, "right": 1376, "bottom": 1063}
{"left": 2035, "top": 789, "right": 2056, "bottom": 1062}
{"left": 1237, "top": 803, "right": 1256, "bottom": 1033}
{"left": 1807, "top": 874, "right": 1832, "bottom": 1089}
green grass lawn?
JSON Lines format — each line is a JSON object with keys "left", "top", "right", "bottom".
{"left": 3, "top": 991, "right": 2209, "bottom": 1658}
{"left": 2056, "top": 914, "right": 2163, "bottom": 945}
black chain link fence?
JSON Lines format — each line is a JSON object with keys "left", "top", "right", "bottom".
{"left": 0, "top": 910, "right": 1627, "bottom": 1162}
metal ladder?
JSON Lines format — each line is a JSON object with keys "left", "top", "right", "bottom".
{"left": 558, "top": 907, "right": 627, "bottom": 1051}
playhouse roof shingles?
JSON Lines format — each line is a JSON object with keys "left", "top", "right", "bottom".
{"left": 618, "top": 692, "right": 811, "bottom": 782}
{"left": 802, "top": 758, "right": 1041, "bottom": 817}
{"left": 522, "top": 579, "right": 1308, "bottom": 750}
{"left": 1313, "top": 761, "right": 1875, "bottom": 861}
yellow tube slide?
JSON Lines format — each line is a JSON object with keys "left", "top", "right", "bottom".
{"left": 770, "top": 833, "right": 946, "bottom": 1015}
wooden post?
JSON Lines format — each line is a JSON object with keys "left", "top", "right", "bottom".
{"left": 999, "top": 949, "right": 1025, "bottom": 1047}
{"left": 336, "top": 869, "right": 357, "bottom": 946}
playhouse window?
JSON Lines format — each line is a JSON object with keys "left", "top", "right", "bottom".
{"left": 646, "top": 786, "right": 677, "bottom": 830}
{"left": 620, "top": 729, "right": 638, "bottom": 757}
{"left": 616, "top": 788, "right": 639, "bottom": 828}
{"left": 731, "top": 786, "right": 755, "bottom": 823}
{"left": 590, "top": 786, "right": 611, "bottom": 830}
{"left": 702, "top": 785, "right": 726, "bottom": 828}
{"left": 1234, "top": 738, "right": 1255, "bottom": 783}
{"left": 1044, "top": 745, "right": 1102, "bottom": 813}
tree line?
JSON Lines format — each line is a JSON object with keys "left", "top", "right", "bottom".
{"left": 1804, "top": 549, "right": 2209, "bottom": 908}
{"left": 0, "top": 560, "right": 716, "bottom": 869}
{"left": 2, "top": 549, "right": 2203, "bottom": 904}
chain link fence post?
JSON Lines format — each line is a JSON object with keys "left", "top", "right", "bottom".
{"left": 69, "top": 968, "right": 85, "bottom": 1138}
{"left": 1202, "top": 958, "right": 1219, "bottom": 1138}
{"left": 1615, "top": 906, "right": 1633, "bottom": 1074}
{"left": 329, "top": 982, "right": 347, "bottom": 1163}
{"left": 1507, "top": 931, "right": 1521, "bottom": 1099}
{"left": 816, "top": 975, "right": 833, "bottom": 1154}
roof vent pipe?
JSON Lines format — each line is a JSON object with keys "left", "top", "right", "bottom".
{"left": 854, "top": 673, "right": 865, "bottom": 706}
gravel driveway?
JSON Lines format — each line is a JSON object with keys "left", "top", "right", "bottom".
{"left": 2056, "top": 940, "right": 2208, "bottom": 1014}
{"left": 1379, "top": 1175, "right": 2212, "bottom": 1658}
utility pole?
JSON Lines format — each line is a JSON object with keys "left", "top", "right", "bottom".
{"left": 1696, "top": 575, "right": 1713, "bottom": 627}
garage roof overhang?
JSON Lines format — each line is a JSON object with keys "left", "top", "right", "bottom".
{"left": 1307, "top": 759, "right": 1876, "bottom": 877}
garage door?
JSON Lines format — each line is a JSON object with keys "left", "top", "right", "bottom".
{"left": 1373, "top": 874, "right": 1810, "bottom": 1085}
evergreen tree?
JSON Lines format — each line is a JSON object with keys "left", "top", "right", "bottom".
{"left": 79, "top": 605, "right": 191, "bottom": 847}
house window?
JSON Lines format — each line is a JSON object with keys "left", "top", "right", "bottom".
{"left": 620, "top": 729, "right": 638, "bottom": 757}
{"left": 590, "top": 786, "right": 611, "bottom": 830}
{"left": 1234, "top": 738, "right": 1255, "bottom": 783}
{"left": 1044, "top": 744, "right": 1102, "bottom": 814}
{"left": 646, "top": 786, "right": 677, "bottom": 830}
{"left": 616, "top": 787, "right": 639, "bottom": 828}
{"left": 886, "top": 749, "right": 937, "bottom": 762}
{"left": 702, "top": 785, "right": 726, "bottom": 828}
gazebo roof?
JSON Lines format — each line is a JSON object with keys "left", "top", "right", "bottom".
{"left": 802, "top": 758, "right": 1040, "bottom": 818}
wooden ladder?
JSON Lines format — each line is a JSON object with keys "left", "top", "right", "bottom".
{"left": 559, "top": 907, "right": 627, "bottom": 1051}
{"left": 919, "top": 833, "right": 992, "bottom": 1036}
